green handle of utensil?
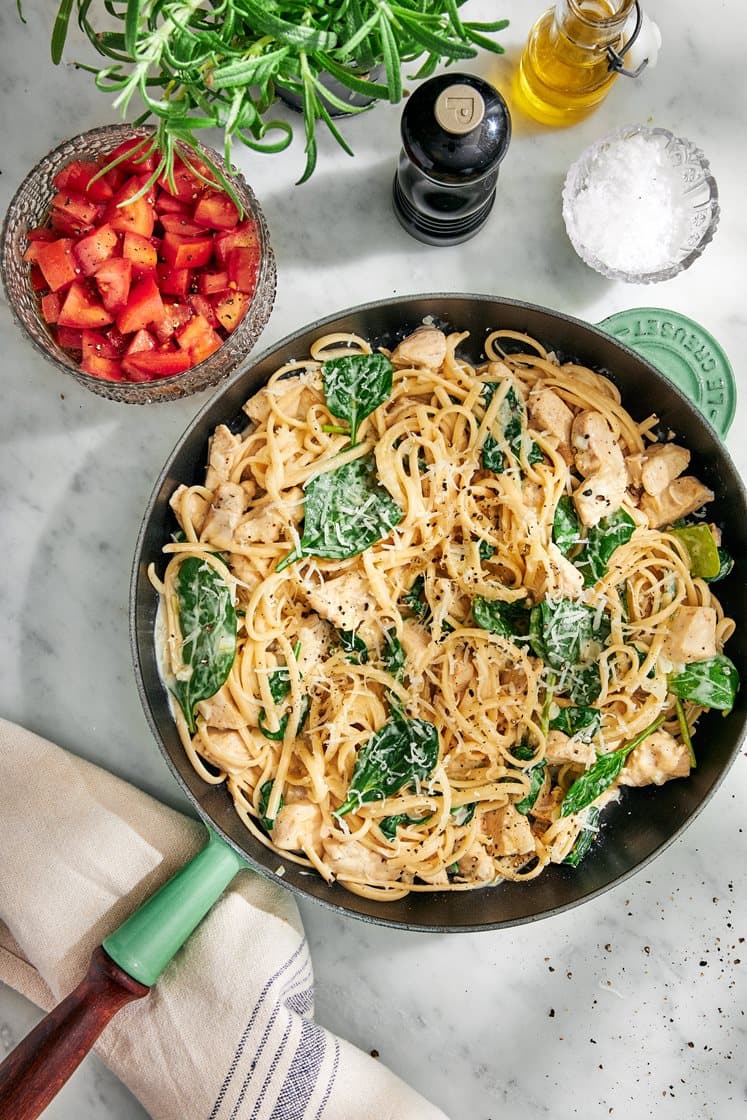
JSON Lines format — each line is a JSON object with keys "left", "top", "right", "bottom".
{"left": 103, "top": 829, "right": 246, "bottom": 987}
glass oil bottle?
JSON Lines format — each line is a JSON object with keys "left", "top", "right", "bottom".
{"left": 513, "top": 0, "right": 643, "bottom": 127}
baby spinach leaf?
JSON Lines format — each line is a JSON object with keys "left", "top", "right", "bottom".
{"left": 401, "top": 574, "right": 430, "bottom": 624}
{"left": 511, "top": 739, "right": 539, "bottom": 762}
{"left": 575, "top": 510, "right": 636, "bottom": 587}
{"left": 379, "top": 811, "right": 431, "bottom": 840}
{"left": 258, "top": 780, "right": 283, "bottom": 832}
{"left": 560, "top": 714, "right": 666, "bottom": 816}
{"left": 563, "top": 806, "right": 600, "bottom": 867}
{"left": 472, "top": 593, "right": 532, "bottom": 641}
{"left": 276, "top": 454, "right": 403, "bottom": 571}
{"left": 670, "top": 524, "right": 721, "bottom": 580}
{"left": 549, "top": 705, "right": 601, "bottom": 740}
{"left": 171, "top": 556, "right": 237, "bottom": 734}
{"left": 258, "top": 693, "right": 311, "bottom": 741}
{"left": 529, "top": 598, "right": 609, "bottom": 670}
{"left": 335, "top": 716, "right": 440, "bottom": 817}
{"left": 451, "top": 803, "right": 476, "bottom": 826}
{"left": 707, "top": 547, "right": 734, "bottom": 583}
{"left": 481, "top": 384, "right": 543, "bottom": 473}
{"left": 322, "top": 351, "right": 393, "bottom": 445}
{"left": 478, "top": 539, "right": 495, "bottom": 562}
{"left": 382, "top": 629, "right": 405, "bottom": 681}
{"left": 552, "top": 496, "right": 581, "bottom": 557}
{"left": 515, "top": 761, "right": 546, "bottom": 815}
{"left": 668, "top": 655, "right": 740, "bottom": 711}
{"left": 339, "top": 629, "right": 368, "bottom": 664}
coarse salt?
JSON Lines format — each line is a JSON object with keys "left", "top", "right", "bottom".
{"left": 567, "top": 132, "right": 686, "bottom": 274}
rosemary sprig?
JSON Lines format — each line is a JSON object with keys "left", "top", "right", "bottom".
{"left": 38, "top": 0, "right": 508, "bottom": 183}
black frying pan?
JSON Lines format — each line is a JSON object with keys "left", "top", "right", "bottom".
{"left": 130, "top": 293, "right": 747, "bottom": 932}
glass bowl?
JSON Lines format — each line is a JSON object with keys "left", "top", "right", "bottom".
{"left": 562, "top": 125, "right": 719, "bottom": 284}
{"left": 0, "top": 124, "right": 276, "bottom": 404}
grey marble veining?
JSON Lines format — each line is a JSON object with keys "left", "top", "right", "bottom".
{"left": 1, "top": 2, "right": 746, "bottom": 1118}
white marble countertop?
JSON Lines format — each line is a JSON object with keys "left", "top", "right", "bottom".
{"left": 1, "top": 2, "right": 746, "bottom": 1117}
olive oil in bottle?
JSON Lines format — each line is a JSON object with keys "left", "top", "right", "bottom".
{"left": 513, "top": 0, "right": 636, "bottom": 127}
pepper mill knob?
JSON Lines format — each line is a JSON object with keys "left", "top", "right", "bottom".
{"left": 393, "top": 72, "right": 512, "bottom": 246}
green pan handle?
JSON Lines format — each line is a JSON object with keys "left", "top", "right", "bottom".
{"left": 103, "top": 830, "right": 246, "bottom": 987}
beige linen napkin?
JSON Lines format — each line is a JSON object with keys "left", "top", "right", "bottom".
{"left": 0, "top": 719, "right": 448, "bottom": 1120}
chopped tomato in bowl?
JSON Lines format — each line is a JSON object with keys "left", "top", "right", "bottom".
{"left": 1, "top": 126, "right": 276, "bottom": 403}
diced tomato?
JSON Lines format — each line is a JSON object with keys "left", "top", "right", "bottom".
{"left": 193, "top": 191, "right": 240, "bottom": 231}
{"left": 104, "top": 177, "right": 156, "bottom": 238}
{"left": 214, "top": 220, "right": 259, "bottom": 267}
{"left": 104, "top": 166, "right": 126, "bottom": 193}
{"left": 58, "top": 281, "right": 113, "bottom": 329}
{"left": 107, "top": 138, "right": 158, "bottom": 174}
{"left": 81, "top": 353, "right": 124, "bottom": 380}
{"left": 41, "top": 291, "right": 62, "bottom": 324}
{"left": 94, "top": 257, "right": 132, "bottom": 314}
{"left": 198, "top": 271, "right": 229, "bottom": 296}
{"left": 36, "top": 238, "right": 78, "bottom": 291}
{"left": 213, "top": 291, "right": 251, "bottom": 333}
{"left": 159, "top": 214, "right": 206, "bottom": 236}
{"left": 116, "top": 275, "right": 166, "bottom": 334}
{"left": 175, "top": 313, "right": 222, "bottom": 363}
{"left": 55, "top": 326, "right": 83, "bottom": 351}
{"left": 50, "top": 208, "right": 96, "bottom": 237}
{"left": 73, "top": 224, "right": 118, "bottom": 276}
{"left": 153, "top": 302, "right": 193, "bottom": 344}
{"left": 122, "top": 231, "right": 157, "bottom": 276}
{"left": 157, "top": 159, "right": 205, "bottom": 203}
{"left": 30, "top": 265, "right": 48, "bottom": 292}
{"left": 23, "top": 242, "right": 45, "bottom": 264}
{"left": 53, "top": 161, "right": 113, "bottom": 202}
{"left": 27, "top": 227, "right": 59, "bottom": 243}
{"left": 122, "top": 349, "right": 192, "bottom": 379}
{"left": 106, "top": 327, "right": 128, "bottom": 353}
{"left": 126, "top": 328, "right": 156, "bottom": 356}
{"left": 156, "top": 263, "right": 191, "bottom": 298}
{"left": 226, "top": 246, "right": 259, "bottom": 294}
{"left": 188, "top": 293, "right": 219, "bottom": 328}
{"left": 155, "top": 191, "right": 192, "bottom": 216}
{"left": 82, "top": 329, "right": 120, "bottom": 361}
{"left": 161, "top": 231, "right": 214, "bottom": 270}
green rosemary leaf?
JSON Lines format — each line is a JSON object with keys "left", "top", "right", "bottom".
{"left": 51, "top": 0, "right": 75, "bottom": 64}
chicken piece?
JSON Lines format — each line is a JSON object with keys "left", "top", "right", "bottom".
{"left": 572, "top": 411, "right": 625, "bottom": 477}
{"left": 528, "top": 387, "right": 574, "bottom": 462}
{"left": 199, "top": 729, "right": 252, "bottom": 775}
{"left": 169, "top": 484, "right": 210, "bottom": 536}
{"left": 271, "top": 801, "right": 323, "bottom": 852}
{"left": 639, "top": 476, "right": 714, "bottom": 529}
{"left": 234, "top": 488, "right": 304, "bottom": 546}
{"left": 196, "top": 686, "right": 247, "bottom": 730}
{"left": 572, "top": 469, "right": 628, "bottom": 527}
{"left": 200, "top": 482, "right": 246, "bottom": 547}
{"left": 323, "top": 838, "right": 398, "bottom": 882}
{"left": 294, "top": 616, "right": 332, "bottom": 676}
{"left": 391, "top": 327, "right": 447, "bottom": 370}
{"left": 481, "top": 804, "right": 535, "bottom": 856}
{"left": 205, "top": 424, "right": 241, "bottom": 490}
{"left": 537, "top": 544, "right": 582, "bottom": 604}
{"left": 243, "top": 384, "right": 279, "bottom": 426}
{"left": 502, "top": 666, "right": 528, "bottom": 694}
{"left": 545, "top": 729, "right": 596, "bottom": 768}
{"left": 642, "top": 443, "right": 690, "bottom": 495}
{"left": 456, "top": 840, "right": 496, "bottom": 883}
{"left": 618, "top": 730, "right": 691, "bottom": 787}
{"left": 530, "top": 781, "right": 563, "bottom": 824}
{"left": 301, "top": 570, "right": 377, "bottom": 638}
{"left": 400, "top": 620, "right": 431, "bottom": 673}
{"left": 664, "top": 605, "right": 718, "bottom": 665}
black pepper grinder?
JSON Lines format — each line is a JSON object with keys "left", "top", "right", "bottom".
{"left": 393, "top": 73, "right": 511, "bottom": 246}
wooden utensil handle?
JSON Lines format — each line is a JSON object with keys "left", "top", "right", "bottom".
{"left": 0, "top": 946, "right": 149, "bottom": 1120}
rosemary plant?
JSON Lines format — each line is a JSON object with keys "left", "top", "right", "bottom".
{"left": 42, "top": 1, "right": 508, "bottom": 184}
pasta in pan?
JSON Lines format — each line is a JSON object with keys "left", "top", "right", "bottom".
{"left": 151, "top": 325, "right": 739, "bottom": 900}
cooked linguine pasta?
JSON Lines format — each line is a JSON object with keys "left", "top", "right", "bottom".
{"left": 151, "top": 325, "right": 737, "bottom": 900}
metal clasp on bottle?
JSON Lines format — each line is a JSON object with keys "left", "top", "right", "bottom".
{"left": 606, "top": 0, "right": 649, "bottom": 78}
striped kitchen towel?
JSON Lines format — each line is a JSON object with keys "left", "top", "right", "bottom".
{"left": 0, "top": 719, "right": 448, "bottom": 1120}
